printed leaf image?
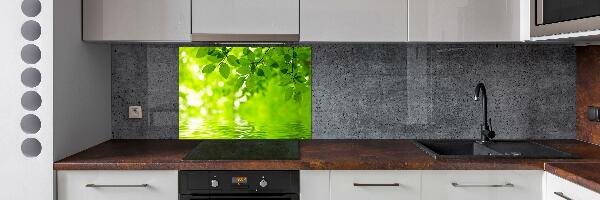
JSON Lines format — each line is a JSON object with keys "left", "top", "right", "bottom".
{"left": 179, "top": 47, "right": 312, "bottom": 139}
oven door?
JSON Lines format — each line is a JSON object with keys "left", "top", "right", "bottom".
{"left": 532, "top": 0, "right": 600, "bottom": 37}
{"left": 180, "top": 194, "right": 299, "bottom": 200}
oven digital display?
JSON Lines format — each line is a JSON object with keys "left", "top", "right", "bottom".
{"left": 232, "top": 176, "right": 248, "bottom": 185}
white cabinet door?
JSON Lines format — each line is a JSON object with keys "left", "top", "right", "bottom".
{"left": 191, "top": 0, "right": 299, "bottom": 41}
{"left": 57, "top": 170, "right": 178, "bottom": 200}
{"left": 300, "top": 0, "right": 408, "bottom": 42}
{"left": 330, "top": 170, "right": 420, "bottom": 200}
{"left": 82, "top": 0, "right": 191, "bottom": 41}
{"left": 409, "top": 0, "right": 529, "bottom": 42}
{"left": 301, "top": 170, "right": 331, "bottom": 200}
{"left": 421, "top": 170, "right": 543, "bottom": 200}
{"left": 545, "top": 172, "right": 600, "bottom": 200}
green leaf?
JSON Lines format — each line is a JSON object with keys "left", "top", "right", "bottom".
{"left": 257, "top": 69, "right": 265, "bottom": 76}
{"left": 195, "top": 48, "right": 209, "bottom": 58}
{"left": 279, "top": 76, "right": 292, "bottom": 86}
{"left": 293, "top": 91, "right": 302, "bottom": 102}
{"left": 211, "top": 49, "right": 225, "bottom": 59}
{"left": 234, "top": 77, "right": 245, "bottom": 89}
{"left": 294, "top": 75, "right": 304, "bottom": 83}
{"left": 284, "top": 54, "right": 291, "bottom": 61}
{"left": 207, "top": 55, "right": 220, "bottom": 63}
{"left": 227, "top": 55, "right": 239, "bottom": 66}
{"left": 261, "top": 67, "right": 272, "bottom": 76}
{"left": 284, "top": 90, "right": 293, "bottom": 101}
{"left": 202, "top": 64, "right": 216, "bottom": 73}
{"left": 246, "top": 75, "right": 256, "bottom": 89}
{"left": 271, "top": 63, "right": 279, "bottom": 68}
{"left": 239, "top": 58, "right": 251, "bottom": 66}
{"left": 219, "top": 64, "right": 230, "bottom": 79}
{"left": 237, "top": 65, "right": 250, "bottom": 75}
{"left": 254, "top": 48, "right": 263, "bottom": 58}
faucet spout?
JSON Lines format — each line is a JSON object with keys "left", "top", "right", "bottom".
{"left": 474, "top": 83, "right": 495, "bottom": 142}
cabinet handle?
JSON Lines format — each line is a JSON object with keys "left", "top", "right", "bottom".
{"left": 451, "top": 182, "right": 514, "bottom": 188}
{"left": 353, "top": 183, "right": 400, "bottom": 187}
{"left": 85, "top": 184, "right": 149, "bottom": 188}
{"left": 553, "top": 192, "right": 573, "bottom": 200}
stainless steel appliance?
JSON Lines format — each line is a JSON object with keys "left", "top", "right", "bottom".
{"left": 532, "top": 0, "right": 600, "bottom": 37}
{"left": 179, "top": 171, "right": 299, "bottom": 200}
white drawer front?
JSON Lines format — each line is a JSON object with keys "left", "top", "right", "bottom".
{"left": 57, "top": 170, "right": 178, "bottom": 200}
{"left": 301, "top": 170, "right": 331, "bottom": 200}
{"left": 422, "top": 170, "right": 543, "bottom": 200}
{"left": 545, "top": 173, "right": 600, "bottom": 200}
{"left": 330, "top": 170, "right": 421, "bottom": 200}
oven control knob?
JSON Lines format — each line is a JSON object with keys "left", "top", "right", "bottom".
{"left": 259, "top": 179, "right": 268, "bottom": 188}
{"left": 210, "top": 180, "right": 219, "bottom": 188}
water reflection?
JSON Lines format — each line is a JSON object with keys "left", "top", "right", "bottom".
{"left": 180, "top": 119, "right": 310, "bottom": 139}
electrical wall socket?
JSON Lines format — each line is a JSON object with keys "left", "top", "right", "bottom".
{"left": 129, "top": 106, "right": 143, "bottom": 119}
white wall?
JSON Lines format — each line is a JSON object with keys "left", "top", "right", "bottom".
{"left": 53, "top": 0, "right": 111, "bottom": 161}
{"left": 0, "top": 0, "right": 54, "bottom": 199}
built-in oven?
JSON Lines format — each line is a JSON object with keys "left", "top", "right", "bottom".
{"left": 179, "top": 171, "right": 299, "bottom": 200}
{"left": 532, "top": 0, "right": 600, "bottom": 37}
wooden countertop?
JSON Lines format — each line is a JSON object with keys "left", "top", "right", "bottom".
{"left": 54, "top": 139, "right": 600, "bottom": 170}
{"left": 545, "top": 162, "right": 600, "bottom": 194}
{"left": 54, "top": 139, "right": 600, "bottom": 194}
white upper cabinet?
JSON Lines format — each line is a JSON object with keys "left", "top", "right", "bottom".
{"left": 82, "top": 0, "right": 191, "bottom": 41}
{"left": 80, "top": 0, "right": 533, "bottom": 42}
{"left": 409, "top": 0, "right": 530, "bottom": 42}
{"left": 191, "top": 0, "right": 299, "bottom": 41}
{"left": 300, "top": 0, "right": 408, "bottom": 42}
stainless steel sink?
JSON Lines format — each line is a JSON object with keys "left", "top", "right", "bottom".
{"left": 413, "top": 140, "right": 577, "bottom": 159}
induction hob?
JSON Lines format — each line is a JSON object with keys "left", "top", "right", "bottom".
{"left": 183, "top": 140, "right": 300, "bottom": 160}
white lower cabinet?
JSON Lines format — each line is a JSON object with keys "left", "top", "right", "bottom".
{"left": 421, "top": 170, "right": 543, "bottom": 200}
{"left": 545, "top": 172, "right": 600, "bottom": 200}
{"left": 330, "top": 170, "right": 421, "bottom": 200}
{"left": 57, "top": 170, "right": 178, "bottom": 200}
{"left": 57, "top": 170, "right": 600, "bottom": 200}
{"left": 301, "top": 170, "right": 331, "bottom": 200}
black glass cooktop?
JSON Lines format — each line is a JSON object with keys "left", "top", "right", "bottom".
{"left": 183, "top": 140, "right": 300, "bottom": 160}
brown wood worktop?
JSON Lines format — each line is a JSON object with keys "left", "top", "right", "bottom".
{"left": 545, "top": 162, "right": 600, "bottom": 194}
{"left": 54, "top": 139, "right": 600, "bottom": 171}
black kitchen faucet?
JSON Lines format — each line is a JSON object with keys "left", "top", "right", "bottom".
{"left": 474, "top": 82, "right": 495, "bottom": 143}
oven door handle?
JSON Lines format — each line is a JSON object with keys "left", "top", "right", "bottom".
{"left": 181, "top": 194, "right": 298, "bottom": 200}
{"left": 211, "top": 196, "right": 297, "bottom": 199}
{"left": 180, "top": 196, "right": 209, "bottom": 200}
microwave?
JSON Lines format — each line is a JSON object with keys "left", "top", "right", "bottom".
{"left": 532, "top": 0, "right": 600, "bottom": 37}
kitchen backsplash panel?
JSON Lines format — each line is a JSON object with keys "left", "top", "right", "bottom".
{"left": 112, "top": 44, "right": 576, "bottom": 139}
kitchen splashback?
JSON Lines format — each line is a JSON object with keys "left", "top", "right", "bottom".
{"left": 112, "top": 44, "right": 576, "bottom": 139}
{"left": 178, "top": 47, "right": 312, "bottom": 139}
